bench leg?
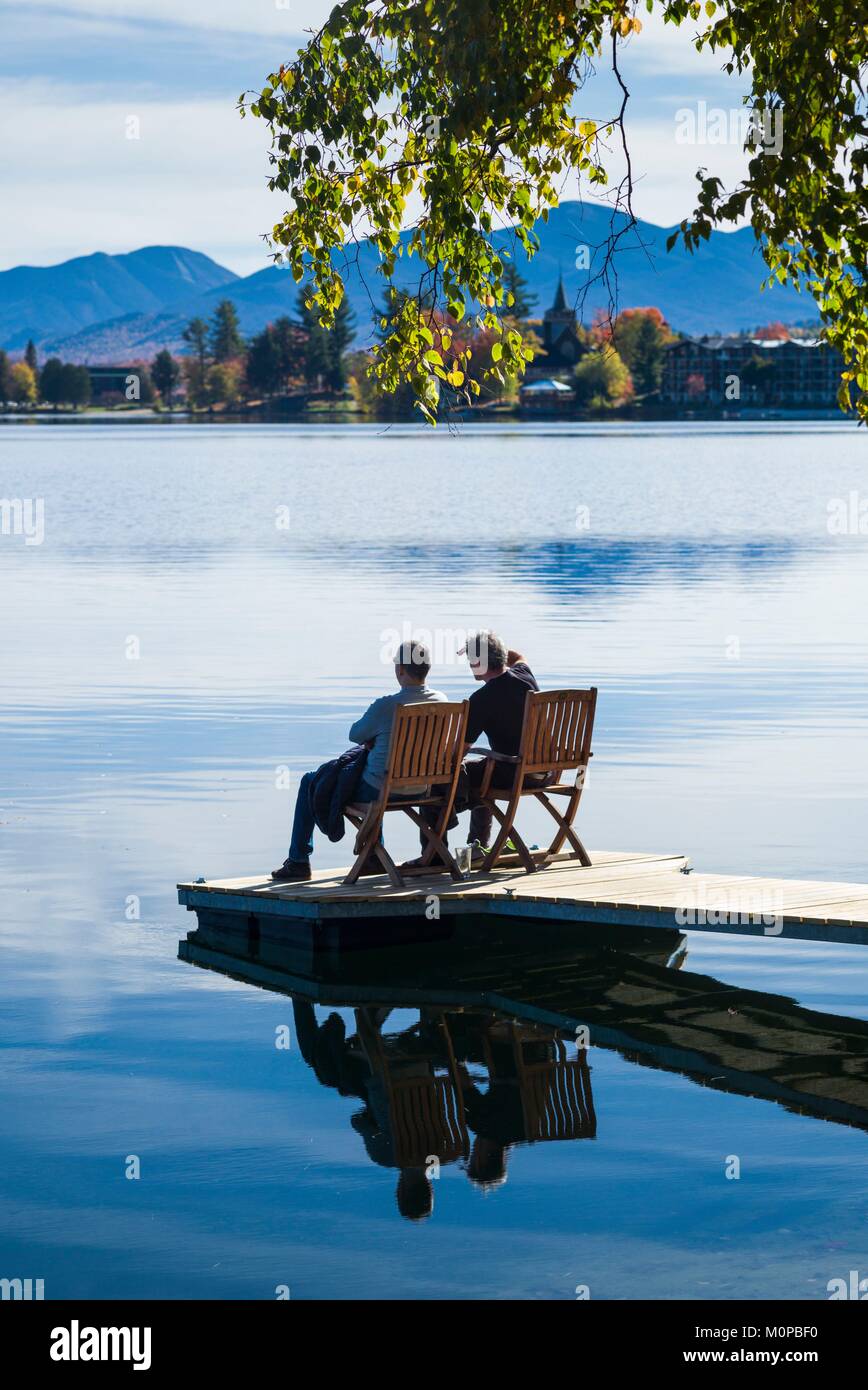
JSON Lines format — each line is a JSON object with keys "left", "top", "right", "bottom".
{"left": 399, "top": 806, "right": 465, "bottom": 882}
{"left": 343, "top": 809, "right": 406, "bottom": 889}
{"left": 484, "top": 792, "right": 537, "bottom": 873}
{"left": 534, "top": 789, "right": 591, "bottom": 867}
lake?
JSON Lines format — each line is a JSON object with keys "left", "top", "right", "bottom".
{"left": 2, "top": 418, "right": 868, "bottom": 1300}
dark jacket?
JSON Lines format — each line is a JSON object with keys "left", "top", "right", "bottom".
{"left": 307, "top": 745, "right": 370, "bottom": 842}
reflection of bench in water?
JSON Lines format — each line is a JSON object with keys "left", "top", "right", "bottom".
{"left": 178, "top": 915, "right": 868, "bottom": 1135}
{"left": 477, "top": 1022, "right": 596, "bottom": 1143}
{"left": 355, "top": 1009, "right": 469, "bottom": 1170}
{"left": 353, "top": 1009, "right": 597, "bottom": 1170}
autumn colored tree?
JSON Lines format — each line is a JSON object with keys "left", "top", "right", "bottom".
{"left": 574, "top": 347, "right": 633, "bottom": 408}
{"left": 751, "top": 322, "right": 791, "bottom": 341}
{"left": 205, "top": 362, "right": 243, "bottom": 409}
{"left": 595, "top": 307, "right": 675, "bottom": 396}
{"left": 9, "top": 361, "right": 37, "bottom": 406}
{"left": 182, "top": 357, "right": 207, "bottom": 409}
{"left": 685, "top": 372, "right": 707, "bottom": 400}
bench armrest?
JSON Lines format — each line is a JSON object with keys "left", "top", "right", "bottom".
{"left": 466, "top": 747, "right": 520, "bottom": 763}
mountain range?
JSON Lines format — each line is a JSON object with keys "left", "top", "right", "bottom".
{"left": 0, "top": 203, "right": 818, "bottom": 363}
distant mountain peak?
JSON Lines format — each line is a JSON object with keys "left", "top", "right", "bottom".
{"left": 1, "top": 213, "right": 818, "bottom": 362}
{"left": 0, "top": 245, "right": 239, "bottom": 353}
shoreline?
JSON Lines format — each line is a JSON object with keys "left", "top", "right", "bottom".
{"left": 0, "top": 405, "right": 852, "bottom": 426}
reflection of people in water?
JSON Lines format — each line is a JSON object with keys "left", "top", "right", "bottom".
{"left": 293, "top": 1001, "right": 468, "bottom": 1221}
{"left": 291, "top": 999, "right": 595, "bottom": 1219}
{"left": 461, "top": 1020, "right": 596, "bottom": 1191}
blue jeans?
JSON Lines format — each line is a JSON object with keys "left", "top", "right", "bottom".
{"left": 288, "top": 774, "right": 381, "bottom": 863}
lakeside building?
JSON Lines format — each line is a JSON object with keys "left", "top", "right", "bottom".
{"left": 525, "top": 277, "right": 586, "bottom": 378}
{"left": 518, "top": 376, "right": 575, "bottom": 414}
{"left": 85, "top": 366, "right": 147, "bottom": 403}
{"left": 661, "top": 335, "right": 844, "bottom": 409}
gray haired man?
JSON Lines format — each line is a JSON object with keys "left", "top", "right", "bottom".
{"left": 273, "top": 641, "right": 446, "bottom": 881}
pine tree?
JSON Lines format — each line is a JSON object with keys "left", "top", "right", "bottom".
{"left": 503, "top": 261, "right": 536, "bottom": 320}
{"left": 24, "top": 340, "right": 38, "bottom": 373}
{"left": 61, "top": 364, "right": 92, "bottom": 410}
{"left": 325, "top": 296, "right": 356, "bottom": 391}
{"left": 210, "top": 300, "right": 244, "bottom": 363}
{"left": 151, "top": 349, "right": 181, "bottom": 407}
{"left": 296, "top": 289, "right": 331, "bottom": 388}
{"left": 370, "top": 289, "right": 425, "bottom": 417}
{"left": 273, "top": 317, "right": 306, "bottom": 383}
{"left": 39, "top": 358, "right": 65, "bottom": 409}
{"left": 182, "top": 317, "right": 209, "bottom": 374}
{"left": 245, "top": 326, "right": 281, "bottom": 397}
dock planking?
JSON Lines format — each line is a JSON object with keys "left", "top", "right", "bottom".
{"left": 177, "top": 849, "right": 868, "bottom": 945}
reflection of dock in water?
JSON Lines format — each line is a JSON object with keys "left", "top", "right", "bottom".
{"left": 179, "top": 915, "right": 868, "bottom": 1137}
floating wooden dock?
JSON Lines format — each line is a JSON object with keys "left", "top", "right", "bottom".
{"left": 178, "top": 848, "right": 868, "bottom": 946}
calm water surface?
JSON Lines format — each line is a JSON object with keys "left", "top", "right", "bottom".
{"left": 2, "top": 419, "right": 868, "bottom": 1299}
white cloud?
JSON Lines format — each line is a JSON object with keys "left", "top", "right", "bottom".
{"left": 0, "top": 0, "right": 335, "bottom": 37}
{"left": 608, "top": 116, "right": 754, "bottom": 228}
{"left": 0, "top": 79, "right": 754, "bottom": 276}
{"left": 0, "top": 82, "right": 285, "bottom": 272}
{"left": 618, "top": 7, "right": 741, "bottom": 82}
{"left": 0, "top": 6, "right": 754, "bottom": 273}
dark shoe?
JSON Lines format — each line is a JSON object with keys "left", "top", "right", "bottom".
{"left": 398, "top": 854, "right": 451, "bottom": 873}
{"left": 271, "top": 859, "right": 312, "bottom": 882}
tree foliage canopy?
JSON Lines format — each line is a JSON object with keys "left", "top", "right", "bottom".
{"left": 574, "top": 345, "right": 634, "bottom": 406}
{"left": 243, "top": 0, "right": 868, "bottom": 421}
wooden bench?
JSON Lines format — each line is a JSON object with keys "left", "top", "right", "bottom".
{"left": 342, "top": 700, "right": 469, "bottom": 889}
{"left": 469, "top": 687, "right": 597, "bottom": 874}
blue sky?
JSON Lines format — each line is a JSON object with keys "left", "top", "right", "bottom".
{"left": 0, "top": 1, "right": 754, "bottom": 275}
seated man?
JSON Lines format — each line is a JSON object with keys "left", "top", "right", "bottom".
{"left": 461, "top": 630, "right": 539, "bottom": 862}
{"left": 272, "top": 641, "right": 446, "bottom": 882}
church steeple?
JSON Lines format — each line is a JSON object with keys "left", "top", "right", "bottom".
{"left": 551, "top": 273, "right": 568, "bottom": 313}
{"left": 540, "top": 271, "right": 582, "bottom": 367}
